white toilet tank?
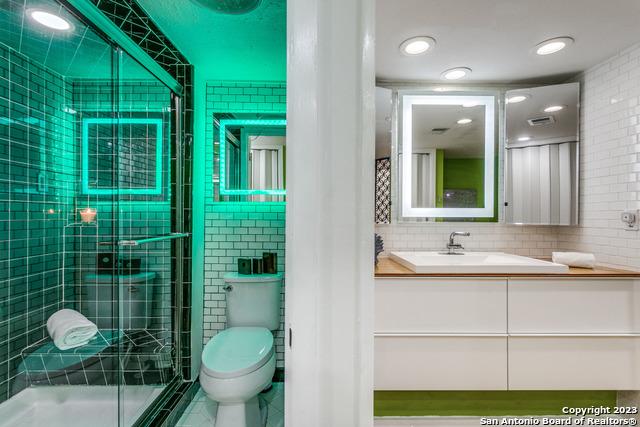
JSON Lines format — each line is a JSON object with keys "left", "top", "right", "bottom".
{"left": 223, "top": 272, "right": 283, "bottom": 330}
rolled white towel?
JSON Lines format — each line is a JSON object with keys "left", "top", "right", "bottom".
{"left": 46, "top": 309, "right": 98, "bottom": 350}
{"left": 552, "top": 252, "right": 596, "bottom": 269}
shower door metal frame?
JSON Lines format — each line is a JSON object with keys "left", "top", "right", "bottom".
{"left": 51, "top": 2, "right": 190, "bottom": 426}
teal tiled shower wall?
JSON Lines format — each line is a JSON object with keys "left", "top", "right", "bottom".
{"left": 0, "top": 51, "right": 176, "bottom": 401}
{"left": 204, "top": 81, "right": 287, "bottom": 368}
{"left": 0, "top": 44, "right": 76, "bottom": 401}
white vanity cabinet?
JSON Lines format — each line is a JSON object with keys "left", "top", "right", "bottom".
{"left": 374, "top": 275, "right": 640, "bottom": 391}
{"left": 374, "top": 278, "right": 508, "bottom": 390}
{"left": 507, "top": 278, "right": 640, "bottom": 390}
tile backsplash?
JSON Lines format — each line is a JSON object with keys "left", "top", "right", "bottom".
{"left": 376, "top": 223, "right": 560, "bottom": 258}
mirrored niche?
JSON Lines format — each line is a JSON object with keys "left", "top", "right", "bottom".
{"left": 214, "top": 113, "right": 286, "bottom": 202}
{"left": 504, "top": 83, "right": 579, "bottom": 225}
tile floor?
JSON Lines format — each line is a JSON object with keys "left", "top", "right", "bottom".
{"left": 177, "top": 382, "right": 284, "bottom": 427}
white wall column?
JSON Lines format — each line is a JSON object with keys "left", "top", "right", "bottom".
{"left": 285, "top": 0, "right": 375, "bottom": 425}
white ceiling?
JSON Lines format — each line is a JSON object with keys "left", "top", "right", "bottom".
{"left": 137, "top": 0, "right": 286, "bottom": 81}
{"left": 376, "top": 0, "right": 640, "bottom": 83}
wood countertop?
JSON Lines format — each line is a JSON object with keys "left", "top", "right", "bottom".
{"left": 375, "top": 256, "right": 640, "bottom": 278}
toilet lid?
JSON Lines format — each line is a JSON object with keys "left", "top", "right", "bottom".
{"left": 201, "top": 327, "right": 274, "bottom": 379}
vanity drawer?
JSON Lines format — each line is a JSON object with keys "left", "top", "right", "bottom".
{"left": 374, "top": 336, "right": 508, "bottom": 390}
{"left": 508, "top": 337, "right": 640, "bottom": 390}
{"left": 508, "top": 279, "right": 640, "bottom": 333}
{"left": 375, "top": 278, "right": 507, "bottom": 333}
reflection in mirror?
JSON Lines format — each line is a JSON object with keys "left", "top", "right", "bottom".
{"left": 400, "top": 94, "right": 496, "bottom": 219}
{"left": 214, "top": 114, "right": 286, "bottom": 202}
{"left": 505, "top": 83, "right": 579, "bottom": 225}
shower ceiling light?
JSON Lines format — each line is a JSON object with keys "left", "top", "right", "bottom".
{"left": 535, "top": 37, "right": 574, "bottom": 56}
{"left": 442, "top": 67, "right": 472, "bottom": 80}
{"left": 506, "top": 94, "right": 530, "bottom": 104}
{"left": 28, "top": 9, "right": 72, "bottom": 31}
{"left": 457, "top": 118, "right": 473, "bottom": 125}
{"left": 518, "top": 136, "right": 531, "bottom": 142}
{"left": 544, "top": 105, "right": 565, "bottom": 113}
{"left": 191, "top": 0, "right": 262, "bottom": 14}
{"left": 400, "top": 36, "right": 436, "bottom": 56}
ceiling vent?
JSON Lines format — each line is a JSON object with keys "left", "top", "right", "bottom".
{"left": 527, "top": 116, "right": 556, "bottom": 126}
{"left": 431, "top": 127, "right": 450, "bottom": 135}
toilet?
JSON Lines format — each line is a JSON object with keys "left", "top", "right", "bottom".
{"left": 200, "top": 272, "right": 283, "bottom": 427}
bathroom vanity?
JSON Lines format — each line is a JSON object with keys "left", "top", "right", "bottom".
{"left": 374, "top": 257, "right": 640, "bottom": 391}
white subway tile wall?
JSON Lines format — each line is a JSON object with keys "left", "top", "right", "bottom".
{"left": 204, "top": 81, "right": 286, "bottom": 368}
{"left": 558, "top": 43, "right": 640, "bottom": 271}
{"left": 375, "top": 223, "right": 561, "bottom": 258}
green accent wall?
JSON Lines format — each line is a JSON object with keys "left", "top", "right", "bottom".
{"left": 435, "top": 155, "right": 498, "bottom": 222}
{"left": 443, "top": 158, "right": 485, "bottom": 208}
{"left": 435, "top": 150, "right": 444, "bottom": 208}
{"left": 374, "top": 391, "right": 617, "bottom": 417}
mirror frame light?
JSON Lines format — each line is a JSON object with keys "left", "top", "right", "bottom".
{"left": 82, "top": 117, "right": 164, "bottom": 195}
{"left": 219, "top": 118, "right": 287, "bottom": 196}
{"left": 401, "top": 94, "right": 495, "bottom": 218}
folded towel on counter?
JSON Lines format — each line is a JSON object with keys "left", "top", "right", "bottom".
{"left": 552, "top": 252, "right": 596, "bottom": 269}
{"left": 46, "top": 309, "right": 98, "bottom": 350}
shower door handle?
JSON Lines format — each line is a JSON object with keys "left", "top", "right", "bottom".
{"left": 117, "top": 232, "right": 190, "bottom": 246}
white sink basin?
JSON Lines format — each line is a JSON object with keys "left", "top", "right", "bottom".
{"left": 390, "top": 251, "right": 569, "bottom": 274}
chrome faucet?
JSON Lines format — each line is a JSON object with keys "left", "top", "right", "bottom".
{"left": 445, "top": 231, "right": 470, "bottom": 254}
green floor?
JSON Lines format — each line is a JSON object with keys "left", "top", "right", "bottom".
{"left": 374, "top": 391, "right": 617, "bottom": 417}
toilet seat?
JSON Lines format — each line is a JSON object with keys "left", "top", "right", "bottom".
{"left": 201, "top": 327, "right": 274, "bottom": 379}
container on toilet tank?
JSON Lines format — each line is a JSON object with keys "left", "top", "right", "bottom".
{"left": 223, "top": 272, "right": 283, "bottom": 331}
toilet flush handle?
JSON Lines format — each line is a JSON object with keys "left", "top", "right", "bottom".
{"left": 223, "top": 285, "right": 233, "bottom": 292}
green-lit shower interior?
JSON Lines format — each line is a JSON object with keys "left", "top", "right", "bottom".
{"left": 0, "top": 0, "right": 183, "bottom": 423}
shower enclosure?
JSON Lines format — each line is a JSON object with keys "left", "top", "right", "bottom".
{"left": 0, "top": 0, "right": 187, "bottom": 425}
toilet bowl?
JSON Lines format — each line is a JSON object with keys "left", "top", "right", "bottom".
{"left": 200, "top": 272, "right": 282, "bottom": 427}
{"left": 200, "top": 327, "right": 275, "bottom": 427}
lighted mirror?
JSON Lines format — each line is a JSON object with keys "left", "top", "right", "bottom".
{"left": 399, "top": 93, "right": 496, "bottom": 218}
{"left": 82, "top": 116, "right": 167, "bottom": 197}
{"left": 504, "top": 83, "right": 580, "bottom": 225}
{"left": 215, "top": 114, "right": 286, "bottom": 201}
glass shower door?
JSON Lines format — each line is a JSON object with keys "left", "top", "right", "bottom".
{"left": 0, "top": 0, "right": 122, "bottom": 424}
{"left": 114, "top": 49, "right": 178, "bottom": 425}
{"left": 0, "top": 1, "right": 182, "bottom": 425}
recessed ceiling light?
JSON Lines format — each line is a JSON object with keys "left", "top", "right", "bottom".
{"left": 518, "top": 136, "right": 531, "bottom": 142}
{"left": 462, "top": 102, "right": 479, "bottom": 108}
{"left": 506, "top": 94, "right": 530, "bottom": 104}
{"left": 535, "top": 37, "right": 573, "bottom": 56}
{"left": 400, "top": 36, "right": 436, "bottom": 56}
{"left": 457, "top": 118, "right": 473, "bottom": 125}
{"left": 544, "top": 105, "right": 565, "bottom": 113}
{"left": 28, "top": 9, "right": 73, "bottom": 31}
{"left": 442, "top": 67, "right": 472, "bottom": 80}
